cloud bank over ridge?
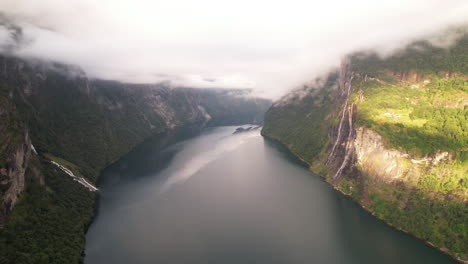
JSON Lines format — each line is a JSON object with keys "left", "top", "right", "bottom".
{"left": 0, "top": 0, "right": 467, "bottom": 98}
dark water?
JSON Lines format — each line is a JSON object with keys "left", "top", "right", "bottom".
{"left": 85, "top": 126, "right": 455, "bottom": 264}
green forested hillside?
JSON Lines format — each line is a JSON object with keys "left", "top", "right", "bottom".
{"left": 0, "top": 161, "right": 94, "bottom": 264}
{"left": 262, "top": 73, "right": 340, "bottom": 163}
{"left": 262, "top": 31, "right": 468, "bottom": 261}
{"left": 0, "top": 55, "right": 270, "bottom": 264}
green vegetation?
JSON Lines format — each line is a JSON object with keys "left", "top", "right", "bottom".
{"left": 367, "top": 183, "right": 467, "bottom": 260}
{"left": 262, "top": 30, "right": 468, "bottom": 261}
{"left": 10, "top": 78, "right": 270, "bottom": 183}
{"left": 354, "top": 77, "right": 467, "bottom": 157}
{"left": 262, "top": 74, "right": 339, "bottom": 163}
{"left": 43, "top": 153, "right": 86, "bottom": 179}
{"left": 350, "top": 34, "right": 468, "bottom": 260}
{"left": 336, "top": 159, "right": 468, "bottom": 260}
{"left": 418, "top": 162, "right": 467, "bottom": 193}
{"left": 352, "top": 32, "right": 467, "bottom": 158}
{"left": 0, "top": 55, "right": 271, "bottom": 263}
{"left": 351, "top": 29, "right": 468, "bottom": 76}
{"left": 0, "top": 160, "right": 94, "bottom": 264}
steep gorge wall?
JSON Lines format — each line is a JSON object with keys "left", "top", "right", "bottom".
{"left": 0, "top": 98, "right": 31, "bottom": 224}
{"left": 0, "top": 55, "right": 270, "bottom": 263}
{"left": 262, "top": 32, "right": 467, "bottom": 262}
{"left": 0, "top": 55, "right": 269, "bottom": 182}
{"left": 0, "top": 54, "right": 271, "bottom": 209}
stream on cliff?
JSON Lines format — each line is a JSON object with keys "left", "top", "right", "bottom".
{"left": 85, "top": 126, "right": 455, "bottom": 264}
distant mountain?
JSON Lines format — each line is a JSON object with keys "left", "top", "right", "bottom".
{"left": 0, "top": 55, "right": 270, "bottom": 263}
{"left": 262, "top": 29, "right": 467, "bottom": 262}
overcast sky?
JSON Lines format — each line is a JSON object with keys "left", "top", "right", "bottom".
{"left": 0, "top": 0, "right": 467, "bottom": 98}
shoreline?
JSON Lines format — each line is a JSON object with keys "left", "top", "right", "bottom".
{"left": 261, "top": 133, "right": 466, "bottom": 264}
{"left": 81, "top": 127, "right": 194, "bottom": 261}
{"left": 81, "top": 123, "right": 242, "bottom": 260}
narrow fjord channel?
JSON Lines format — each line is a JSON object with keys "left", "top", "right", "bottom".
{"left": 85, "top": 126, "right": 455, "bottom": 264}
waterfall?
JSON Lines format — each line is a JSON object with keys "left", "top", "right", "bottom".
{"left": 49, "top": 160, "right": 98, "bottom": 192}
{"left": 325, "top": 58, "right": 357, "bottom": 179}
{"left": 30, "top": 144, "right": 38, "bottom": 155}
{"left": 327, "top": 74, "right": 353, "bottom": 163}
{"left": 333, "top": 104, "right": 355, "bottom": 179}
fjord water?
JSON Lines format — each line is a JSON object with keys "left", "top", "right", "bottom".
{"left": 85, "top": 127, "right": 455, "bottom": 264}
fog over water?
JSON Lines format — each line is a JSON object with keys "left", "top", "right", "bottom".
{"left": 85, "top": 127, "right": 455, "bottom": 264}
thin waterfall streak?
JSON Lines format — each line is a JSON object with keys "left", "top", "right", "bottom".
{"left": 327, "top": 74, "right": 353, "bottom": 163}
{"left": 328, "top": 101, "right": 348, "bottom": 161}
{"left": 49, "top": 160, "right": 98, "bottom": 191}
{"left": 333, "top": 104, "right": 355, "bottom": 179}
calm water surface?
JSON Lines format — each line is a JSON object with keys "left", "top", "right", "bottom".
{"left": 85, "top": 126, "right": 455, "bottom": 264}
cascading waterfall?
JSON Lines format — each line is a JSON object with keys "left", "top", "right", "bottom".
{"left": 49, "top": 160, "right": 98, "bottom": 192}
{"left": 30, "top": 144, "right": 38, "bottom": 155}
{"left": 333, "top": 103, "right": 355, "bottom": 179}
{"left": 327, "top": 72, "right": 353, "bottom": 163}
{"left": 326, "top": 57, "right": 357, "bottom": 179}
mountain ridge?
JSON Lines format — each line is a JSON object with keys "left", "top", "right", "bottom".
{"left": 0, "top": 54, "right": 271, "bottom": 263}
{"left": 262, "top": 30, "right": 467, "bottom": 262}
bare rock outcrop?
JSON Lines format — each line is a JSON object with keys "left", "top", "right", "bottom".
{"left": 354, "top": 127, "right": 409, "bottom": 182}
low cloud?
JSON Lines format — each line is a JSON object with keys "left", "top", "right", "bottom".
{"left": 0, "top": 0, "right": 467, "bottom": 98}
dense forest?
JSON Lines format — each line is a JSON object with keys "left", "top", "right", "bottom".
{"left": 262, "top": 31, "right": 468, "bottom": 261}
{"left": 0, "top": 55, "right": 270, "bottom": 263}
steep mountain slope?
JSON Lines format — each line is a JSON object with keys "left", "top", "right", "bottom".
{"left": 262, "top": 31, "right": 467, "bottom": 262}
{"left": 0, "top": 55, "right": 270, "bottom": 263}
{"left": 0, "top": 94, "right": 36, "bottom": 223}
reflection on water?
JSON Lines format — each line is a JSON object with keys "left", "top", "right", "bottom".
{"left": 85, "top": 127, "right": 455, "bottom": 264}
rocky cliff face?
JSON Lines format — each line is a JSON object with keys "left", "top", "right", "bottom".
{"left": 0, "top": 54, "right": 270, "bottom": 208}
{"left": 0, "top": 55, "right": 270, "bottom": 263}
{"left": 354, "top": 127, "right": 409, "bottom": 182}
{"left": 0, "top": 131, "right": 30, "bottom": 213}
{"left": 262, "top": 30, "right": 467, "bottom": 262}
{"left": 0, "top": 93, "right": 46, "bottom": 227}
{"left": 0, "top": 101, "right": 30, "bottom": 225}
{"left": 0, "top": 54, "right": 270, "bottom": 180}
{"left": 0, "top": 54, "right": 269, "bottom": 178}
